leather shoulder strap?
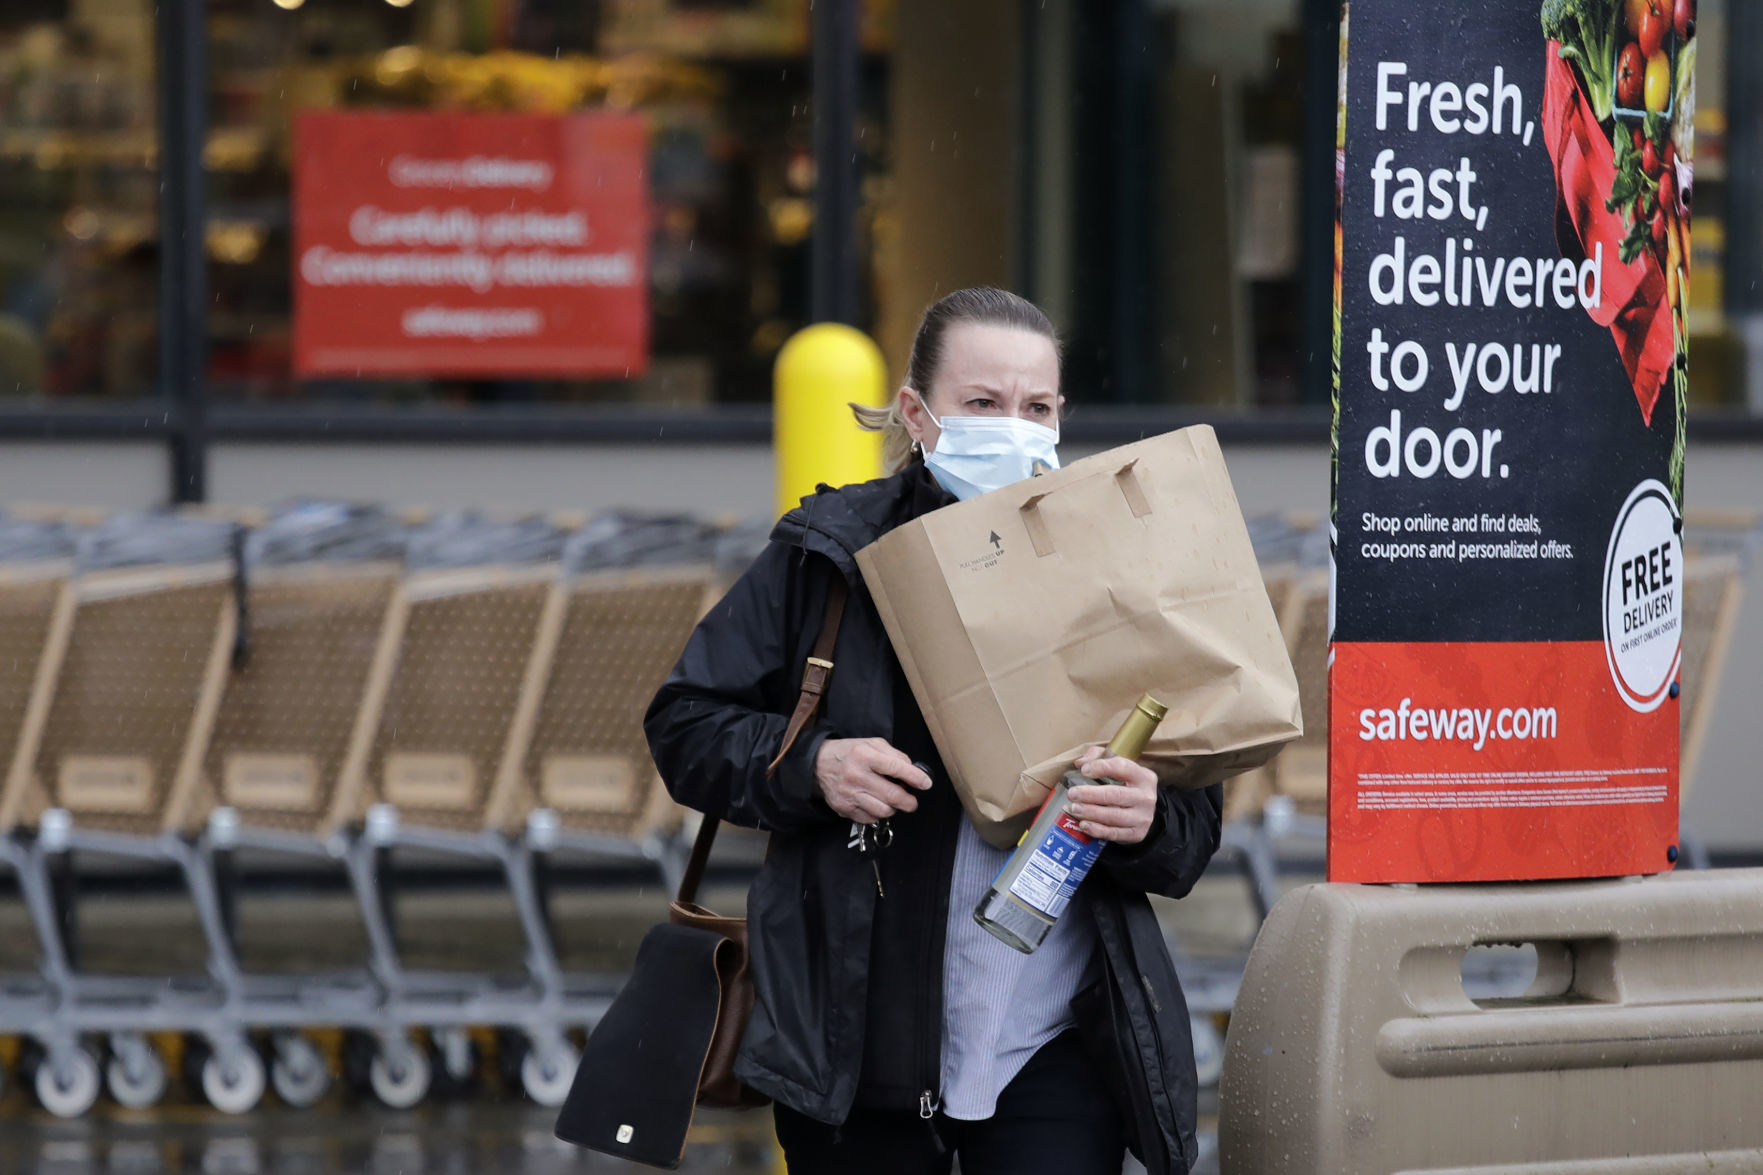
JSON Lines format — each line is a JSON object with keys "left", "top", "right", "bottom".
{"left": 678, "top": 574, "right": 850, "bottom": 906}
{"left": 765, "top": 575, "right": 847, "bottom": 777}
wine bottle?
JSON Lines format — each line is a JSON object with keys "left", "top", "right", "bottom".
{"left": 973, "top": 694, "right": 1169, "bottom": 953}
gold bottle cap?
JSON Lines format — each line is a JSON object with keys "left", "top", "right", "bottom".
{"left": 1103, "top": 693, "right": 1168, "bottom": 760}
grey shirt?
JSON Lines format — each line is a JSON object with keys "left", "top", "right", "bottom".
{"left": 939, "top": 818, "right": 1099, "bottom": 1120}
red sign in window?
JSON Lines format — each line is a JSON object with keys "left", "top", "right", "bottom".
{"left": 293, "top": 111, "right": 649, "bottom": 378}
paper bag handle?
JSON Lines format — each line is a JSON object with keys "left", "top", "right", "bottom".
{"left": 1018, "top": 459, "right": 1153, "bottom": 558}
{"left": 1114, "top": 459, "right": 1153, "bottom": 518}
{"left": 1020, "top": 492, "right": 1056, "bottom": 557}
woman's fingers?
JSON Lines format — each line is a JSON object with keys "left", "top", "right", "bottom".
{"left": 847, "top": 791, "right": 896, "bottom": 823}
{"left": 1078, "top": 755, "right": 1157, "bottom": 789}
{"left": 1077, "top": 816, "right": 1150, "bottom": 844}
{"left": 816, "top": 737, "right": 930, "bottom": 822}
{"left": 858, "top": 773, "right": 918, "bottom": 814}
{"left": 1067, "top": 782, "right": 1150, "bottom": 810}
{"left": 861, "top": 739, "right": 933, "bottom": 790}
{"left": 1068, "top": 770, "right": 1157, "bottom": 844}
{"left": 831, "top": 774, "right": 916, "bottom": 822}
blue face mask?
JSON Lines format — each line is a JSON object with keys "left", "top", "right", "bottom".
{"left": 922, "top": 415, "right": 1061, "bottom": 501}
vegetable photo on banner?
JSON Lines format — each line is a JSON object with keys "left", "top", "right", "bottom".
{"left": 1539, "top": 0, "right": 1694, "bottom": 503}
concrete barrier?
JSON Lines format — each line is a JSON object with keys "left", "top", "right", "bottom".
{"left": 1220, "top": 870, "right": 1763, "bottom": 1172}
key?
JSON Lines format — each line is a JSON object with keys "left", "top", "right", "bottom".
{"left": 848, "top": 818, "right": 893, "bottom": 856}
{"left": 848, "top": 818, "right": 892, "bottom": 898}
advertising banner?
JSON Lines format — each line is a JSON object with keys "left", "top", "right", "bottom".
{"left": 294, "top": 111, "right": 648, "bottom": 378}
{"left": 1329, "top": 1, "right": 1696, "bottom": 882}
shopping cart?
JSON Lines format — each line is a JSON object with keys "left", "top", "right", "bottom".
{"left": 488, "top": 518, "right": 721, "bottom": 1091}
{"left": 194, "top": 502, "right": 411, "bottom": 1108}
{"left": 0, "top": 518, "right": 86, "bottom": 1106}
{"left": 336, "top": 513, "right": 583, "bottom": 1108}
{"left": 8, "top": 512, "right": 258, "bottom": 1115}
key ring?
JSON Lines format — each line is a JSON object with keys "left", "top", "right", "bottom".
{"left": 843, "top": 761, "right": 923, "bottom": 858}
{"left": 847, "top": 818, "right": 893, "bottom": 857}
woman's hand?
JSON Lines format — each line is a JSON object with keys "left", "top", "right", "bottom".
{"left": 814, "top": 738, "right": 932, "bottom": 824}
{"left": 1066, "top": 745, "right": 1159, "bottom": 845}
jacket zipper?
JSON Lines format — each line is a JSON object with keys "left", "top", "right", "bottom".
{"left": 1140, "top": 971, "right": 1184, "bottom": 1170}
{"left": 917, "top": 787, "right": 956, "bottom": 1143}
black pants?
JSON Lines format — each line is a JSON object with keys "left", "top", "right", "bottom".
{"left": 774, "top": 1031, "right": 1126, "bottom": 1175}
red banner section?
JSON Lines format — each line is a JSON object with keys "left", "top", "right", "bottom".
{"left": 1540, "top": 46, "right": 1674, "bottom": 425}
{"left": 1329, "top": 641, "right": 1678, "bottom": 883}
{"left": 294, "top": 111, "right": 648, "bottom": 378}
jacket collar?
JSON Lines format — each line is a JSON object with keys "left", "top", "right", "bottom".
{"left": 770, "top": 461, "right": 954, "bottom": 582}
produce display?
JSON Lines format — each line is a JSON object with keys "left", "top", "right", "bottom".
{"left": 1540, "top": 0, "right": 1695, "bottom": 500}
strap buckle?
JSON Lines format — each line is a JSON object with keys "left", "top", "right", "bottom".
{"left": 800, "top": 656, "right": 834, "bottom": 696}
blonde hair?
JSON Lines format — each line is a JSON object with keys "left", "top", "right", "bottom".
{"left": 851, "top": 397, "right": 917, "bottom": 474}
{"left": 850, "top": 287, "right": 1060, "bottom": 475}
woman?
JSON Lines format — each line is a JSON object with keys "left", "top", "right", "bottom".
{"left": 645, "top": 287, "right": 1220, "bottom": 1175}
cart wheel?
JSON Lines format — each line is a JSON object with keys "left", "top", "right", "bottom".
{"left": 368, "top": 1036, "right": 431, "bottom": 1110}
{"left": 33, "top": 1044, "right": 101, "bottom": 1118}
{"left": 427, "top": 1027, "right": 480, "bottom": 1100}
{"left": 105, "top": 1034, "right": 169, "bottom": 1110}
{"left": 269, "top": 1033, "right": 330, "bottom": 1110}
{"left": 201, "top": 1044, "right": 267, "bottom": 1115}
{"left": 518, "top": 1036, "right": 578, "bottom": 1108}
{"left": 1191, "top": 1013, "right": 1225, "bottom": 1089}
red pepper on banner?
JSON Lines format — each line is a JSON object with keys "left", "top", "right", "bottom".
{"left": 1539, "top": 44, "right": 1675, "bottom": 426}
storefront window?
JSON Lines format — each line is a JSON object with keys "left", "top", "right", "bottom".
{"left": 1677, "top": 0, "right": 1751, "bottom": 411}
{"left": 204, "top": 0, "right": 893, "bottom": 407}
{"left": 5, "top": 0, "right": 1752, "bottom": 419}
{"left": 1042, "top": 0, "right": 1758, "bottom": 414}
{"left": 1152, "top": 1, "right": 1310, "bottom": 409}
{"left": 1030, "top": 0, "right": 1312, "bottom": 410}
{"left": 0, "top": 1, "right": 159, "bottom": 400}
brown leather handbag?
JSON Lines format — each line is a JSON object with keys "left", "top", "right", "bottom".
{"left": 556, "top": 578, "right": 847, "bottom": 1167}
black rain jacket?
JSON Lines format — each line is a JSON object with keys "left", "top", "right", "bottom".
{"left": 644, "top": 463, "right": 1222, "bottom": 1175}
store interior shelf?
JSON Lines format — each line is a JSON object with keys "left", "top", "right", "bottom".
{"left": 0, "top": 126, "right": 268, "bottom": 171}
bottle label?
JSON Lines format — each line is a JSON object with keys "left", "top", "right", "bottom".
{"left": 1006, "top": 811, "right": 1103, "bottom": 919}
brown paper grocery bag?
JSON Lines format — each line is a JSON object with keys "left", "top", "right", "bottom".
{"left": 856, "top": 426, "right": 1301, "bottom": 848}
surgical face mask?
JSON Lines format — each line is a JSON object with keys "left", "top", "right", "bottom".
{"left": 922, "top": 415, "right": 1060, "bottom": 501}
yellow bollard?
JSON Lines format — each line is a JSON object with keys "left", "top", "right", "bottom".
{"left": 773, "top": 323, "right": 887, "bottom": 518}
